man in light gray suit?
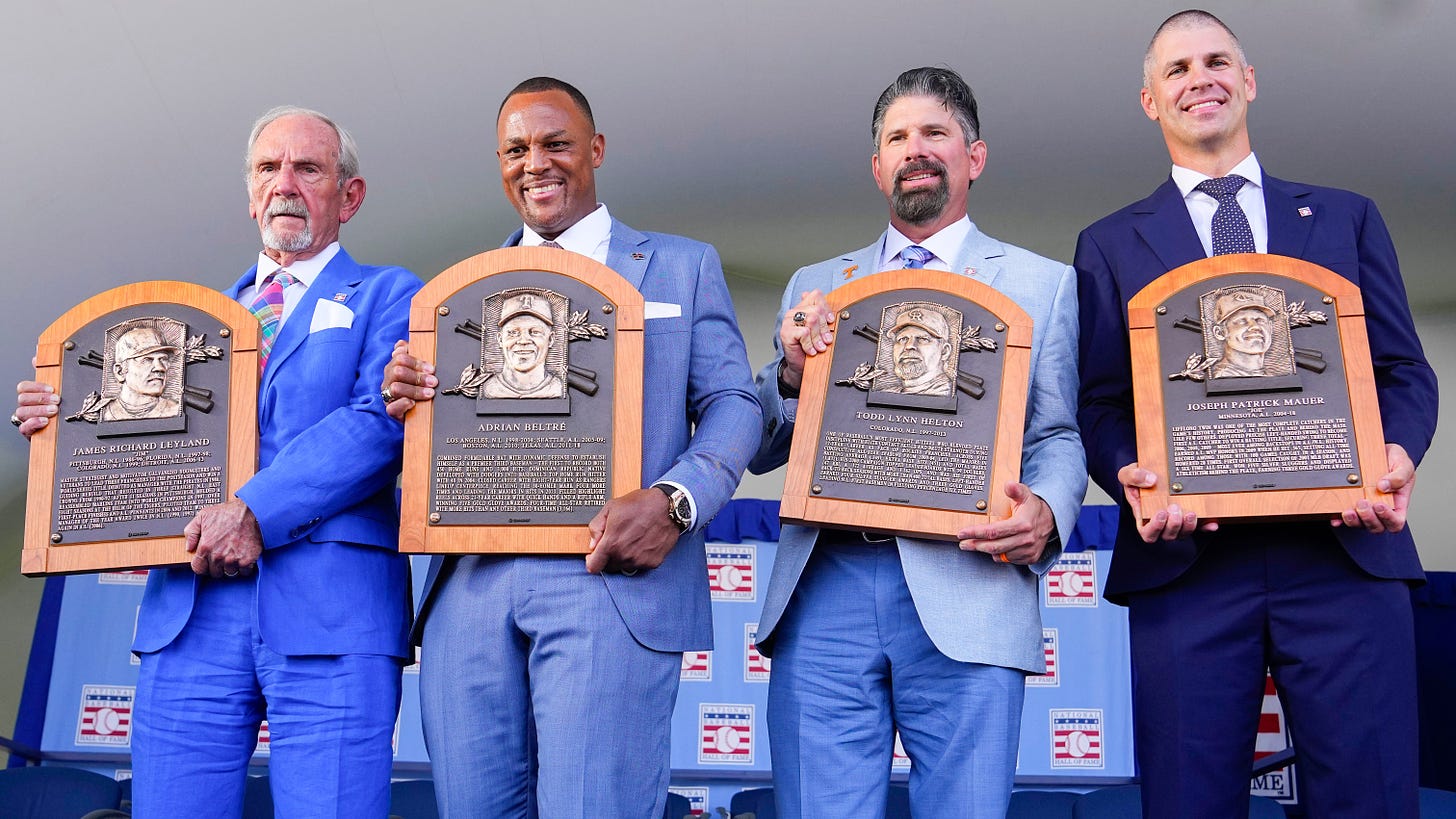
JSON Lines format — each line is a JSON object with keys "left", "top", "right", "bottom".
{"left": 750, "top": 67, "right": 1085, "bottom": 819}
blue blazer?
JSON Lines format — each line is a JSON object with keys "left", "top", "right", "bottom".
{"left": 750, "top": 224, "right": 1086, "bottom": 673}
{"left": 133, "top": 247, "right": 422, "bottom": 659}
{"left": 1075, "top": 175, "right": 1438, "bottom": 601}
{"left": 412, "top": 219, "right": 762, "bottom": 652}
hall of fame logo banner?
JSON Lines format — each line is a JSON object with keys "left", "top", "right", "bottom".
{"left": 681, "top": 650, "right": 712, "bottom": 682}
{"left": 707, "top": 544, "right": 756, "bottom": 602}
{"left": 254, "top": 721, "right": 271, "bottom": 755}
{"left": 1044, "top": 552, "right": 1098, "bottom": 607}
{"left": 1026, "top": 628, "right": 1059, "bottom": 687}
{"left": 1251, "top": 674, "right": 1297, "bottom": 803}
{"left": 76, "top": 685, "right": 134, "bottom": 746}
{"left": 668, "top": 787, "right": 708, "bottom": 816}
{"left": 404, "top": 645, "right": 421, "bottom": 676}
{"left": 745, "top": 623, "right": 770, "bottom": 682}
{"left": 699, "top": 703, "right": 755, "bottom": 765}
{"left": 98, "top": 570, "right": 149, "bottom": 585}
{"left": 892, "top": 731, "right": 911, "bottom": 770}
{"left": 1050, "top": 709, "right": 1104, "bottom": 768}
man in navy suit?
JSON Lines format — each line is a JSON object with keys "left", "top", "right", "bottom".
{"left": 750, "top": 67, "right": 1084, "bottom": 819}
{"left": 16, "top": 107, "right": 420, "bottom": 816}
{"left": 382, "top": 77, "right": 761, "bottom": 818}
{"left": 1076, "top": 11, "right": 1438, "bottom": 817}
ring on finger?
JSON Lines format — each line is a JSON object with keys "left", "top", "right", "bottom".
{"left": 996, "top": 552, "right": 1011, "bottom": 564}
{"left": 792, "top": 311, "right": 807, "bottom": 326}
{"left": 224, "top": 568, "right": 239, "bottom": 577}
{"left": 381, "top": 387, "right": 396, "bottom": 403}
{"left": 10, "top": 414, "right": 20, "bottom": 427}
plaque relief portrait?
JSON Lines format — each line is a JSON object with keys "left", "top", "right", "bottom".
{"left": 869, "top": 301, "right": 963, "bottom": 412}
{"left": 103, "top": 321, "right": 185, "bottom": 420}
{"left": 1202, "top": 286, "right": 1294, "bottom": 379}
{"left": 485, "top": 290, "right": 567, "bottom": 400}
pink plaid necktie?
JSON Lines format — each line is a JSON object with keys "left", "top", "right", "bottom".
{"left": 249, "top": 270, "right": 295, "bottom": 373}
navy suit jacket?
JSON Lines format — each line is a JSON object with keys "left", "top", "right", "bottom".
{"left": 1075, "top": 174, "right": 1438, "bottom": 602}
{"left": 412, "top": 219, "right": 762, "bottom": 652}
{"left": 133, "top": 247, "right": 422, "bottom": 658}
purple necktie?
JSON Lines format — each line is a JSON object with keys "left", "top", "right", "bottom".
{"left": 900, "top": 245, "right": 933, "bottom": 269}
{"left": 249, "top": 270, "right": 295, "bottom": 373}
{"left": 1195, "top": 175, "right": 1255, "bottom": 256}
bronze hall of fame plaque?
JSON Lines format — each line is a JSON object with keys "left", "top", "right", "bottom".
{"left": 23, "top": 281, "right": 259, "bottom": 576}
{"left": 1128, "top": 253, "right": 1390, "bottom": 522}
{"left": 399, "top": 247, "right": 643, "bottom": 554}
{"left": 781, "top": 269, "right": 1031, "bottom": 542}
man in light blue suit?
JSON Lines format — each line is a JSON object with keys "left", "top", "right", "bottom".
{"left": 750, "top": 67, "right": 1085, "bottom": 819}
{"left": 16, "top": 107, "right": 420, "bottom": 817}
{"left": 382, "top": 77, "right": 761, "bottom": 818}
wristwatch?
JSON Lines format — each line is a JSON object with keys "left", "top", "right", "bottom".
{"left": 653, "top": 483, "right": 692, "bottom": 532}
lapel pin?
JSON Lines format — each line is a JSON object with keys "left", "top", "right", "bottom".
{"left": 332, "top": 293, "right": 348, "bottom": 302}
{"left": 965, "top": 267, "right": 977, "bottom": 276}
{"left": 1298, "top": 207, "right": 1313, "bottom": 218}
{"left": 843, "top": 265, "right": 858, "bottom": 279}
{"left": 632, "top": 252, "right": 645, "bottom": 261}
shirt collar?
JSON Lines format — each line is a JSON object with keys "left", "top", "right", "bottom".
{"left": 253, "top": 241, "right": 340, "bottom": 290}
{"left": 520, "top": 203, "right": 612, "bottom": 255}
{"left": 882, "top": 216, "right": 971, "bottom": 269}
{"left": 1171, "top": 152, "right": 1264, "bottom": 199}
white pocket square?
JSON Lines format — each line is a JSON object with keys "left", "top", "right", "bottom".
{"left": 644, "top": 301, "right": 682, "bottom": 319}
{"left": 309, "top": 299, "right": 354, "bottom": 332}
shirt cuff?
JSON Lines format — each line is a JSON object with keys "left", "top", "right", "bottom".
{"left": 654, "top": 479, "right": 698, "bottom": 530}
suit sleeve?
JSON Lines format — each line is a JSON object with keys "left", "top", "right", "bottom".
{"left": 655, "top": 244, "right": 762, "bottom": 529}
{"left": 1020, "top": 264, "right": 1087, "bottom": 574}
{"left": 238, "top": 268, "right": 422, "bottom": 549}
{"left": 1074, "top": 229, "right": 1140, "bottom": 501}
{"left": 748, "top": 266, "right": 811, "bottom": 475}
{"left": 1354, "top": 199, "right": 1439, "bottom": 466}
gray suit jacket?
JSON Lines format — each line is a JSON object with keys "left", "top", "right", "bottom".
{"left": 750, "top": 223, "right": 1085, "bottom": 672}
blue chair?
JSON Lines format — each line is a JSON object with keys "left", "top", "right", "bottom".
{"left": 390, "top": 778, "right": 439, "bottom": 819}
{"left": 664, "top": 790, "right": 693, "bottom": 819}
{"left": 729, "top": 786, "right": 775, "bottom": 818}
{"left": 0, "top": 765, "right": 124, "bottom": 816}
{"left": 1008, "top": 789, "right": 1078, "bottom": 818}
{"left": 1422, "top": 786, "right": 1456, "bottom": 818}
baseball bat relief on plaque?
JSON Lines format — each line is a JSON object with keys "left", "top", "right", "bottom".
{"left": 1128, "top": 253, "right": 1390, "bottom": 522}
{"left": 399, "top": 247, "right": 643, "bottom": 554}
{"left": 23, "top": 282, "right": 259, "bottom": 576}
{"left": 780, "top": 270, "right": 1031, "bottom": 541}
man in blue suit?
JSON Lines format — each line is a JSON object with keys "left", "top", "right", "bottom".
{"left": 1076, "top": 11, "right": 1438, "bottom": 818}
{"left": 750, "top": 67, "right": 1085, "bottom": 819}
{"left": 16, "top": 107, "right": 420, "bottom": 816}
{"left": 381, "top": 77, "right": 761, "bottom": 817}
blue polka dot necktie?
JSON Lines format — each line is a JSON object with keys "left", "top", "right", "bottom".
{"left": 900, "top": 245, "right": 933, "bottom": 269}
{"left": 1195, "top": 175, "right": 1255, "bottom": 256}
{"left": 249, "top": 270, "right": 295, "bottom": 374}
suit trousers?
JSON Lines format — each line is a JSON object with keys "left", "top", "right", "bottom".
{"left": 131, "top": 576, "right": 401, "bottom": 819}
{"left": 419, "top": 555, "right": 681, "bottom": 819}
{"left": 767, "top": 540, "right": 1024, "bottom": 819}
{"left": 1127, "top": 527, "right": 1418, "bottom": 819}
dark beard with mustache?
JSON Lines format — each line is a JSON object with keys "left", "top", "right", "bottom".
{"left": 891, "top": 159, "right": 950, "bottom": 225}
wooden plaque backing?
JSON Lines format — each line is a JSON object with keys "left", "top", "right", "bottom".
{"left": 1129, "top": 253, "right": 1389, "bottom": 522}
{"left": 400, "top": 247, "right": 643, "bottom": 554}
{"left": 780, "top": 270, "right": 1032, "bottom": 541}
{"left": 23, "top": 282, "right": 259, "bottom": 576}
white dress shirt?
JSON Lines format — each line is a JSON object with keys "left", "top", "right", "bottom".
{"left": 1171, "top": 152, "right": 1269, "bottom": 257}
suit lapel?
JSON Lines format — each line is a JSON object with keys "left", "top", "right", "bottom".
{"left": 826, "top": 244, "right": 881, "bottom": 293}
{"left": 605, "top": 219, "right": 650, "bottom": 290}
{"left": 952, "top": 223, "right": 1004, "bottom": 288}
{"left": 261, "top": 249, "right": 363, "bottom": 385}
{"left": 1133, "top": 178, "right": 1206, "bottom": 275}
{"left": 1262, "top": 174, "right": 1316, "bottom": 259}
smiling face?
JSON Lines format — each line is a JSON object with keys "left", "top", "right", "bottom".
{"left": 246, "top": 114, "right": 364, "bottom": 265}
{"left": 872, "top": 95, "right": 986, "bottom": 241}
{"left": 1141, "top": 20, "right": 1256, "bottom": 168}
{"left": 497, "top": 90, "right": 604, "bottom": 240}
{"left": 1217, "top": 307, "right": 1273, "bottom": 357}
{"left": 499, "top": 313, "right": 553, "bottom": 375}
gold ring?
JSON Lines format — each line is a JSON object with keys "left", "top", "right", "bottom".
{"left": 792, "top": 311, "right": 807, "bottom": 326}
{"left": 997, "top": 553, "right": 1011, "bottom": 564}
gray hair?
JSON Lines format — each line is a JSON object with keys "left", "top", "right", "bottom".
{"left": 871, "top": 67, "right": 981, "bottom": 151}
{"left": 243, "top": 105, "right": 360, "bottom": 188}
{"left": 1143, "top": 9, "right": 1248, "bottom": 88}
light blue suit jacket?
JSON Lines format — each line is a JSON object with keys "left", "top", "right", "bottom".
{"left": 751, "top": 223, "right": 1085, "bottom": 672}
{"left": 413, "top": 219, "right": 762, "bottom": 652}
{"left": 133, "top": 247, "right": 422, "bottom": 659}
